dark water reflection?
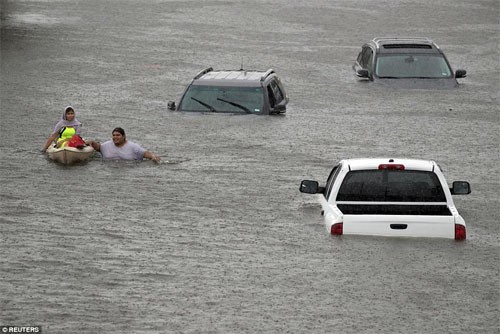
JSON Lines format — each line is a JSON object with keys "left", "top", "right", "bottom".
{"left": 1, "top": 1, "right": 498, "bottom": 333}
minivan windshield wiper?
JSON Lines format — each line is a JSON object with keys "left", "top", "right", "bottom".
{"left": 216, "top": 98, "right": 252, "bottom": 114}
{"left": 191, "top": 97, "right": 218, "bottom": 112}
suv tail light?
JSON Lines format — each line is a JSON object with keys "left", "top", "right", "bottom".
{"left": 455, "top": 224, "right": 466, "bottom": 241}
{"left": 331, "top": 223, "right": 343, "bottom": 235}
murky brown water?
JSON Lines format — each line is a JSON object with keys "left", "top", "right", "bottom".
{"left": 1, "top": 1, "right": 499, "bottom": 333}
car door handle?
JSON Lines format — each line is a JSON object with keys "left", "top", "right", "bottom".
{"left": 390, "top": 224, "right": 408, "bottom": 230}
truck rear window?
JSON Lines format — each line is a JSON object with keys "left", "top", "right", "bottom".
{"left": 336, "top": 170, "right": 446, "bottom": 202}
{"left": 337, "top": 204, "right": 451, "bottom": 215}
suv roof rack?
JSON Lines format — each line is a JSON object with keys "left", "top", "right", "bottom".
{"left": 193, "top": 67, "right": 213, "bottom": 80}
{"left": 373, "top": 37, "right": 433, "bottom": 43}
{"left": 372, "top": 37, "right": 438, "bottom": 49}
{"left": 193, "top": 68, "right": 276, "bottom": 82}
{"left": 260, "top": 69, "right": 275, "bottom": 81}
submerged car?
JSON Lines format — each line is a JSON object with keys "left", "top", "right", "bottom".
{"left": 300, "top": 158, "right": 471, "bottom": 240}
{"left": 168, "top": 67, "right": 288, "bottom": 115}
{"left": 353, "top": 37, "right": 467, "bottom": 88}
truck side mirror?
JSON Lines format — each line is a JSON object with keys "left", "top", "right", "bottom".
{"left": 300, "top": 180, "right": 320, "bottom": 194}
{"left": 450, "top": 181, "right": 471, "bottom": 195}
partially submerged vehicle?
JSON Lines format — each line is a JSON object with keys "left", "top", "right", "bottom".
{"left": 168, "top": 67, "right": 288, "bottom": 115}
{"left": 353, "top": 37, "right": 467, "bottom": 89}
{"left": 300, "top": 158, "right": 471, "bottom": 240}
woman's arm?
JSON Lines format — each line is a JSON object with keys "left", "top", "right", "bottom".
{"left": 42, "top": 133, "right": 58, "bottom": 151}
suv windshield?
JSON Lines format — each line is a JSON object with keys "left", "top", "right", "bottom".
{"left": 336, "top": 170, "right": 446, "bottom": 202}
{"left": 375, "top": 54, "right": 452, "bottom": 78}
{"left": 178, "top": 85, "right": 264, "bottom": 114}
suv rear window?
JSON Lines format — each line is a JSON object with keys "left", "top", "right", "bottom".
{"left": 336, "top": 170, "right": 446, "bottom": 202}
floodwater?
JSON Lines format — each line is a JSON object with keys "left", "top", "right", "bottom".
{"left": 1, "top": 0, "right": 499, "bottom": 333}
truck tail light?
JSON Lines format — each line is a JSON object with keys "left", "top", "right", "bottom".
{"left": 331, "top": 223, "right": 343, "bottom": 235}
{"left": 378, "top": 164, "right": 405, "bottom": 170}
{"left": 455, "top": 224, "right": 466, "bottom": 241}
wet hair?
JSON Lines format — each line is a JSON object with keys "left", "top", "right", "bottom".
{"left": 112, "top": 127, "right": 125, "bottom": 136}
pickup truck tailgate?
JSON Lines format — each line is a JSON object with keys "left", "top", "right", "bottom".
{"left": 342, "top": 214, "right": 455, "bottom": 238}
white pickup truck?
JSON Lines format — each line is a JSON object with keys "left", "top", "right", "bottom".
{"left": 300, "top": 158, "right": 471, "bottom": 240}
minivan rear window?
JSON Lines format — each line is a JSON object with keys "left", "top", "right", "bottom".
{"left": 336, "top": 170, "right": 446, "bottom": 202}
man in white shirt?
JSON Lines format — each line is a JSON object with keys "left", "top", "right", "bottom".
{"left": 86, "top": 127, "right": 161, "bottom": 163}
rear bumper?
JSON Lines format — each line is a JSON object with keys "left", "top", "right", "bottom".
{"left": 338, "top": 215, "right": 457, "bottom": 239}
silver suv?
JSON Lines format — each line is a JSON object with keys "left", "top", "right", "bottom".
{"left": 353, "top": 37, "right": 467, "bottom": 88}
{"left": 168, "top": 67, "right": 288, "bottom": 115}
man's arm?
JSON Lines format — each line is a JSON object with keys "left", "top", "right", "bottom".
{"left": 85, "top": 140, "right": 101, "bottom": 152}
{"left": 144, "top": 150, "right": 161, "bottom": 163}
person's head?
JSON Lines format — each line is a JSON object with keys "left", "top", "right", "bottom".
{"left": 112, "top": 127, "right": 126, "bottom": 146}
{"left": 63, "top": 106, "right": 75, "bottom": 121}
